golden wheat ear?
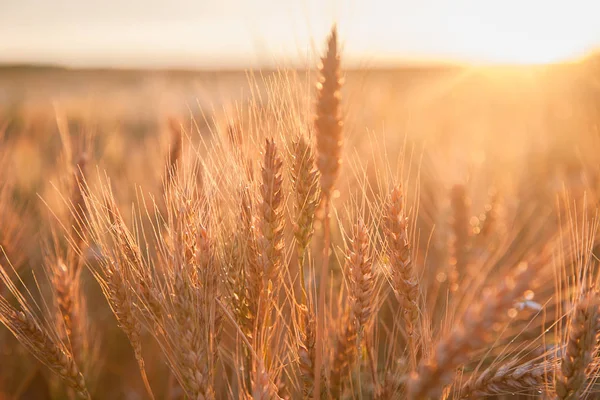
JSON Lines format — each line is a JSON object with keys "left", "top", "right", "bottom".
{"left": 348, "top": 219, "right": 376, "bottom": 332}
{"left": 258, "top": 138, "right": 285, "bottom": 293}
{"left": 330, "top": 306, "right": 358, "bottom": 399}
{"left": 554, "top": 292, "right": 600, "bottom": 399}
{"left": 408, "top": 262, "right": 536, "bottom": 399}
{"left": 330, "top": 218, "right": 375, "bottom": 398}
{"left": 290, "top": 134, "right": 320, "bottom": 297}
{"left": 315, "top": 25, "right": 343, "bottom": 202}
{"left": 0, "top": 266, "right": 91, "bottom": 399}
{"left": 384, "top": 185, "right": 420, "bottom": 370}
{"left": 460, "top": 358, "right": 549, "bottom": 397}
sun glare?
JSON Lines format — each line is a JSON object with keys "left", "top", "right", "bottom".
{"left": 0, "top": 0, "right": 598, "bottom": 67}
{"left": 450, "top": 33, "right": 579, "bottom": 65}
{"left": 438, "top": 12, "right": 592, "bottom": 65}
{"left": 338, "top": 0, "right": 598, "bottom": 67}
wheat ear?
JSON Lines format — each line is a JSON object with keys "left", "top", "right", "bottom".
{"left": 291, "top": 134, "right": 320, "bottom": 300}
{"left": 0, "top": 267, "right": 90, "bottom": 399}
{"left": 330, "top": 308, "right": 358, "bottom": 398}
{"left": 348, "top": 219, "right": 376, "bottom": 332}
{"left": 460, "top": 359, "right": 548, "bottom": 397}
{"left": 408, "top": 262, "right": 535, "bottom": 399}
{"left": 330, "top": 219, "right": 374, "bottom": 397}
{"left": 384, "top": 185, "right": 419, "bottom": 370}
{"left": 554, "top": 293, "right": 600, "bottom": 399}
{"left": 258, "top": 138, "right": 285, "bottom": 297}
{"left": 315, "top": 26, "right": 343, "bottom": 201}
{"left": 297, "top": 304, "right": 316, "bottom": 398}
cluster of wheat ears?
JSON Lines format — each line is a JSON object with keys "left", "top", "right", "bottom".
{"left": 0, "top": 25, "right": 600, "bottom": 400}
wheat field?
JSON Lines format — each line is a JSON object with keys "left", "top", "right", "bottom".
{"left": 1, "top": 26, "right": 600, "bottom": 399}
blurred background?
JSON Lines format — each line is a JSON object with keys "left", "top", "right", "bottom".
{"left": 1, "top": 1, "right": 600, "bottom": 398}
{"left": 2, "top": 0, "right": 600, "bottom": 243}
{"left": 1, "top": 0, "right": 600, "bottom": 224}
{"left": 2, "top": 0, "right": 599, "bottom": 67}
{"left": 2, "top": 0, "right": 599, "bottom": 124}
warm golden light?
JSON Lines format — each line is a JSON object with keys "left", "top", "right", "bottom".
{"left": 0, "top": 0, "right": 598, "bottom": 67}
{"left": 339, "top": 0, "right": 599, "bottom": 66}
{"left": 2, "top": 3, "right": 600, "bottom": 399}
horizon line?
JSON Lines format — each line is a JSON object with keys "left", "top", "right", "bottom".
{"left": 0, "top": 55, "right": 589, "bottom": 73}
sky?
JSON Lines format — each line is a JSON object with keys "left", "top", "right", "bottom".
{"left": 0, "top": 0, "right": 599, "bottom": 68}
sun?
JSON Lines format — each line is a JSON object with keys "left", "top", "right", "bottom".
{"left": 437, "top": 2, "right": 596, "bottom": 65}
{"left": 340, "top": 0, "right": 597, "bottom": 67}
{"left": 457, "top": 30, "right": 583, "bottom": 65}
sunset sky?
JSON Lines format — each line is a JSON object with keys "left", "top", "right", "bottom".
{"left": 1, "top": 0, "right": 599, "bottom": 68}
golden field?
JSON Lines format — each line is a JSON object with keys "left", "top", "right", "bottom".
{"left": 1, "top": 28, "right": 600, "bottom": 399}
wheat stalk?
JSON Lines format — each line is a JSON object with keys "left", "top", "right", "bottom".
{"left": 449, "top": 184, "right": 470, "bottom": 290}
{"left": 314, "top": 24, "right": 344, "bottom": 399}
{"left": 68, "top": 152, "right": 89, "bottom": 273}
{"left": 81, "top": 187, "right": 156, "bottom": 399}
{"left": 290, "top": 134, "right": 321, "bottom": 398}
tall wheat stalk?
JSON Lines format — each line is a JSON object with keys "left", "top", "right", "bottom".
{"left": 314, "top": 25, "right": 343, "bottom": 399}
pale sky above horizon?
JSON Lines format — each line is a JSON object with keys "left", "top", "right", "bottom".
{"left": 1, "top": 0, "right": 599, "bottom": 68}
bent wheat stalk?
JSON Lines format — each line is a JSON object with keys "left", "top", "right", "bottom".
{"left": 408, "top": 262, "right": 535, "bottom": 399}
{"left": 0, "top": 268, "right": 90, "bottom": 399}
